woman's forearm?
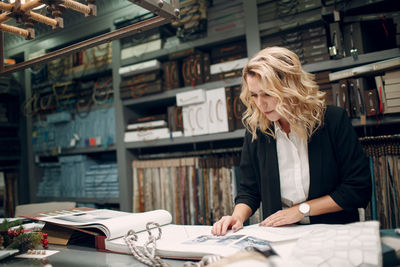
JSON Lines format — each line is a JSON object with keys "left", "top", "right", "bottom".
{"left": 232, "top": 203, "right": 253, "bottom": 223}
{"left": 302, "top": 195, "right": 343, "bottom": 217}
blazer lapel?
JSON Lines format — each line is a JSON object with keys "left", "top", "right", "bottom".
{"left": 262, "top": 134, "right": 282, "bottom": 213}
{"left": 308, "top": 129, "right": 323, "bottom": 200}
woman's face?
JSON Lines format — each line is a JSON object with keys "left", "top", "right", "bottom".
{"left": 247, "top": 74, "right": 282, "bottom": 122}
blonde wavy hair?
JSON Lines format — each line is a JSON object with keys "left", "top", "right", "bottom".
{"left": 240, "top": 46, "right": 326, "bottom": 141}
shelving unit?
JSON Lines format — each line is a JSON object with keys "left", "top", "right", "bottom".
{"left": 3, "top": 0, "right": 400, "bottom": 214}
{"left": 122, "top": 77, "right": 242, "bottom": 107}
{"left": 121, "top": 30, "right": 246, "bottom": 67}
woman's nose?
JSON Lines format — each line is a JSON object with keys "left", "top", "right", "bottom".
{"left": 257, "top": 97, "right": 266, "bottom": 109}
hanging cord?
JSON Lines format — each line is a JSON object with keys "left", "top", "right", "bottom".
{"left": 74, "top": 81, "right": 93, "bottom": 118}
{"left": 52, "top": 81, "right": 74, "bottom": 110}
{"left": 22, "top": 91, "right": 40, "bottom": 117}
{"left": 70, "top": 50, "right": 90, "bottom": 80}
{"left": 92, "top": 76, "right": 113, "bottom": 105}
{"left": 92, "top": 43, "right": 111, "bottom": 70}
{"left": 47, "top": 57, "right": 67, "bottom": 82}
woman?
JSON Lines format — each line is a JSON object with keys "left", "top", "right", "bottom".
{"left": 212, "top": 47, "right": 371, "bottom": 236}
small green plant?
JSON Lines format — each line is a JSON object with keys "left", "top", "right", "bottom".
{"left": 0, "top": 219, "right": 43, "bottom": 253}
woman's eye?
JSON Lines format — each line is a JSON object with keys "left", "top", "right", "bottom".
{"left": 250, "top": 94, "right": 257, "bottom": 98}
{"left": 263, "top": 93, "right": 271, "bottom": 97}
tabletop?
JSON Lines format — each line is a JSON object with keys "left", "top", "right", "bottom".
{"left": 0, "top": 244, "right": 187, "bottom": 267}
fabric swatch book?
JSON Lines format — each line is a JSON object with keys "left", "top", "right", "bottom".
{"left": 20, "top": 208, "right": 279, "bottom": 259}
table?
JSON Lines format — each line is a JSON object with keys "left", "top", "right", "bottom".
{"left": 0, "top": 230, "right": 398, "bottom": 267}
{"left": 0, "top": 245, "right": 186, "bottom": 267}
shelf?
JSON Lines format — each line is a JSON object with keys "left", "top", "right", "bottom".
{"left": 32, "top": 64, "right": 112, "bottom": 89}
{"left": 36, "top": 145, "right": 116, "bottom": 157}
{"left": 125, "top": 129, "right": 246, "bottom": 149}
{"left": 66, "top": 64, "right": 113, "bottom": 81}
{"left": 120, "top": 30, "right": 246, "bottom": 67}
{"left": 0, "top": 122, "right": 18, "bottom": 128}
{"left": 258, "top": 7, "right": 323, "bottom": 34}
{"left": 339, "top": 0, "right": 399, "bottom": 15}
{"left": 122, "top": 77, "right": 242, "bottom": 107}
{"left": 0, "top": 137, "right": 19, "bottom": 141}
{"left": 36, "top": 197, "right": 120, "bottom": 205}
{"left": 0, "top": 156, "right": 19, "bottom": 161}
{"left": 0, "top": 89, "right": 18, "bottom": 96}
{"left": 0, "top": 165, "right": 19, "bottom": 171}
{"left": 303, "top": 48, "right": 400, "bottom": 73}
{"left": 352, "top": 114, "right": 400, "bottom": 127}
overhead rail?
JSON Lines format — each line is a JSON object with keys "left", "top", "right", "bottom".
{"left": 0, "top": 0, "right": 179, "bottom": 75}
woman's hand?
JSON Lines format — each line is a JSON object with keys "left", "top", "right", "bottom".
{"left": 260, "top": 206, "right": 304, "bottom": 227}
{"left": 211, "top": 215, "right": 244, "bottom": 236}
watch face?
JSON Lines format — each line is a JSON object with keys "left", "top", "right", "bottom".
{"left": 299, "top": 203, "right": 310, "bottom": 214}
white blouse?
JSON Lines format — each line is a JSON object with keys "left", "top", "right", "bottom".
{"left": 275, "top": 123, "right": 310, "bottom": 219}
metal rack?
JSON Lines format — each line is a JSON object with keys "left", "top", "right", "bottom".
{"left": 0, "top": 0, "right": 179, "bottom": 75}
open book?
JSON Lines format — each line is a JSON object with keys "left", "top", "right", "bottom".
{"left": 21, "top": 208, "right": 281, "bottom": 259}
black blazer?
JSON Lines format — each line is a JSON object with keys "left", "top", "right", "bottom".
{"left": 235, "top": 105, "right": 372, "bottom": 224}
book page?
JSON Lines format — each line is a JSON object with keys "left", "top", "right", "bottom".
{"left": 238, "top": 224, "right": 318, "bottom": 242}
{"left": 36, "top": 209, "right": 172, "bottom": 240}
{"left": 106, "top": 224, "right": 275, "bottom": 259}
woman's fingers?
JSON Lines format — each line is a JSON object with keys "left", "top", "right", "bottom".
{"left": 212, "top": 216, "right": 241, "bottom": 236}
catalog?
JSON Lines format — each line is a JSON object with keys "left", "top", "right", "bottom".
{"left": 106, "top": 224, "right": 278, "bottom": 259}
{"left": 28, "top": 208, "right": 172, "bottom": 241}
{"left": 22, "top": 208, "right": 278, "bottom": 259}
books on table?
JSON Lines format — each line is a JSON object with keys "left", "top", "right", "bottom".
{"left": 20, "top": 208, "right": 381, "bottom": 265}
{"left": 19, "top": 208, "right": 276, "bottom": 259}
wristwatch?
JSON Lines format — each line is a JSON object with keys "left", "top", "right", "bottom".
{"left": 299, "top": 203, "right": 310, "bottom": 218}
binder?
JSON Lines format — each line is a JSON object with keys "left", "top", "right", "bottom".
{"left": 182, "top": 52, "right": 206, "bottom": 86}
{"left": 206, "top": 88, "right": 229, "bottom": 134}
{"left": 167, "top": 106, "right": 184, "bottom": 132}
{"left": 232, "top": 85, "right": 245, "bottom": 130}
{"left": 328, "top": 22, "right": 344, "bottom": 59}
{"left": 338, "top": 80, "right": 351, "bottom": 117}
{"left": 225, "top": 87, "right": 235, "bottom": 132}
{"left": 363, "top": 89, "right": 380, "bottom": 117}
{"left": 354, "top": 78, "right": 367, "bottom": 123}
{"left": 163, "top": 61, "right": 181, "bottom": 90}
